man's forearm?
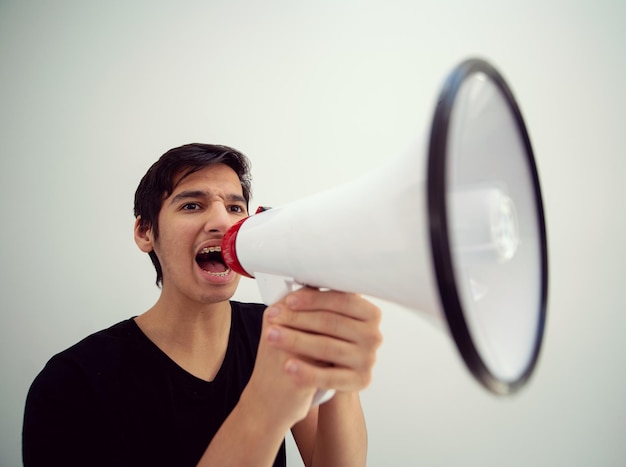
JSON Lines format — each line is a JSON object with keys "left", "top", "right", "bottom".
{"left": 196, "top": 390, "right": 289, "bottom": 467}
{"left": 311, "top": 391, "right": 368, "bottom": 467}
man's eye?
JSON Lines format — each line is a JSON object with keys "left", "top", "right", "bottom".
{"left": 229, "top": 205, "right": 246, "bottom": 214}
{"left": 182, "top": 203, "right": 200, "bottom": 210}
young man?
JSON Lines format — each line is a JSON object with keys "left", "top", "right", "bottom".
{"left": 23, "top": 143, "right": 383, "bottom": 466}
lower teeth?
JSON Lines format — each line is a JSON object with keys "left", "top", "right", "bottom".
{"left": 203, "top": 269, "right": 231, "bottom": 277}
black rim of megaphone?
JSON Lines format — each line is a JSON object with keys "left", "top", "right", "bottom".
{"left": 427, "top": 58, "right": 548, "bottom": 395}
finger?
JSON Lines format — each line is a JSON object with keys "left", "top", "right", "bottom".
{"left": 284, "top": 357, "right": 374, "bottom": 392}
{"left": 267, "top": 301, "right": 383, "bottom": 350}
{"left": 268, "top": 305, "right": 361, "bottom": 342}
{"left": 267, "top": 324, "right": 376, "bottom": 371}
{"left": 285, "top": 288, "right": 381, "bottom": 323}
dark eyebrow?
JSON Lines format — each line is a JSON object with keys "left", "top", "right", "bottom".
{"left": 169, "top": 190, "right": 207, "bottom": 206}
{"left": 169, "top": 190, "right": 247, "bottom": 206}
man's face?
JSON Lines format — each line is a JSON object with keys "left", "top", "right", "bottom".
{"left": 146, "top": 163, "right": 249, "bottom": 306}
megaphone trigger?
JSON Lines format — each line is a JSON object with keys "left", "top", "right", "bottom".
{"left": 255, "top": 272, "right": 302, "bottom": 307}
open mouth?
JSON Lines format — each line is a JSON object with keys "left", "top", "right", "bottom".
{"left": 195, "top": 246, "right": 231, "bottom": 277}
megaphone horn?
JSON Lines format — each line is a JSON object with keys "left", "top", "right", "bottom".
{"left": 222, "top": 58, "right": 548, "bottom": 397}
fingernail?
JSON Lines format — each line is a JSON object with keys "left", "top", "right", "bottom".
{"left": 285, "top": 360, "right": 298, "bottom": 374}
{"left": 267, "top": 306, "right": 279, "bottom": 319}
{"left": 268, "top": 327, "right": 280, "bottom": 342}
{"left": 286, "top": 296, "right": 299, "bottom": 308}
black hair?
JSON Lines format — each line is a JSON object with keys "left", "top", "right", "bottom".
{"left": 133, "top": 143, "right": 252, "bottom": 286}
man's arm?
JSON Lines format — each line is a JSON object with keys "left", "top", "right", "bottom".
{"left": 292, "top": 391, "right": 367, "bottom": 467}
{"left": 275, "top": 289, "right": 381, "bottom": 467}
{"left": 23, "top": 359, "right": 111, "bottom": 467}
{"left": 198, "top": 289, "right": 381, "bottom": 466}
{"left": 196, "top": 387, "right": 292, "bottom": 466}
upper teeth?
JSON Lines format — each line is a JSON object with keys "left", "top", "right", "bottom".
{"left": 200, "top": 246, "right": 221, "bottom": 254}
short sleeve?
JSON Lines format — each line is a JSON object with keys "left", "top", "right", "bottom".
{"left": 22, "top": 356, "right": 111, "bottom": 466}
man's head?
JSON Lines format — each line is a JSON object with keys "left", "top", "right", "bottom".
{"left": 134, "top": 143, "right": 252, "bottom": 286}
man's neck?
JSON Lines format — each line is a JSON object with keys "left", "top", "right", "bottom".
{"left": 135, "top": 297, "right": 233, "bottom": 382}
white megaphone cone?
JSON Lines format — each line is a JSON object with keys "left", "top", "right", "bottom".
{"left": 222, "top": 58, "right": 548, "bottom": 402}
{"left": 224, "top": 143, "right": 437, "bottom": 312}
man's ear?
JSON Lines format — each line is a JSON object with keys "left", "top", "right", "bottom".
{"left": 134, "top": 217, "right": 154, "bottom": 253}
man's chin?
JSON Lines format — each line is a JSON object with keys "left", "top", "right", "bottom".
{"left": 199, "top": 276, "right": 240, "bottom": 304}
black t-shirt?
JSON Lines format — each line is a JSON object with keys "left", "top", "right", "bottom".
{"left": 22, "top": 301, "right": 286, "bottom": 467}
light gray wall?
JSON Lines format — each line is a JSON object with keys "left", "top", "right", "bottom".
{"left": 1, "top": 1, "right": 624, "bottom": 466}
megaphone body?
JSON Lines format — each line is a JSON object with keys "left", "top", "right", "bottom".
{"left": 222, "top": 58, "right": 548, "bottom": 398}
{"left": 226, "top": 149, "right": 437, "bottom": 312}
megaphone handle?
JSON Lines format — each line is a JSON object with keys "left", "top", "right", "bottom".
{"left": 255, "top": 272, "right": 337, "bottom": 406}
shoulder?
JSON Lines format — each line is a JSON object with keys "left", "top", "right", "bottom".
{"left": 28, "top": 319, "right": 143, "bottom": 394}
{"left": 231, "top": 300, "right": 266, "bottom": 328}
{"left": 229, "top": 301, "right": 266, "bottom": 354}
{"left": 54, "top": 318, "right": 141, "bottom": 365}
{"left": 25, "top": 318, "right": 136, "bottom": 408}
{"left": 23, "top": 319, "right": 141, "bottom": 465}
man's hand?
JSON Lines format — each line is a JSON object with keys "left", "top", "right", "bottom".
{"left": 266, "top": 288, "right": 383, "bottom": 395}
{"left": 242, "top": 287, "right": 382, "bottom": 431}
{"left": 207, "top": 290, "right": 382, "bottom": 466}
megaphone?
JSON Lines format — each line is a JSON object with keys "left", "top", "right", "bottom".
{"left": 222, "top": 58, "right": 548, "bottom": 398}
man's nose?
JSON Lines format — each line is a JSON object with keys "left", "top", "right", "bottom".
{"left": 203, "top": 203, "right": 231, "bottom": 233}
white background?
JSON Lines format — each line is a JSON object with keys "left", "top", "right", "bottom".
{"left": 1, "top": 1, "right": 625, "bottom": 466}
